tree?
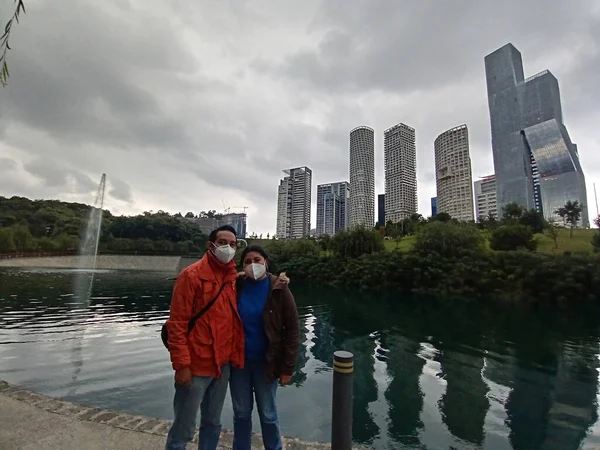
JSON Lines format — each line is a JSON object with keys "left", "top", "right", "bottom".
{"left": 502, "top": 202, "right": 523, "bottom": 222}
{"left": 555, "top": 200, "right": 583, "bottom": 238}
{"left": 545, "top": 222, "right": 560, "bottom": 250}
{"left": 430, "top": 212, "right": 452, "bottom": 223}
{"left": 0, "top": 228, "right": 16, "bottom": 252}
{"left": 1, "top": 0, "right": 26, "bottom": 87}
{"left": 490, "top": 225, "right": 537, "bottom": 252}
{"left": 184, "top": 212, "right": 195, "bottom": 218}
{"left": 519, "top": 209, "right": 547, "bottom": 234}
{"left": 477, "top": 211, "right": 498, "bottom": 230}
{"left": 330, "top": 227, "right": 384, "bottom": 259}
{"left": 12, "top": 224, "right": 32, "bottom": 251}
{"left": 412, "top": 221, "right": 485, "bottom": 258}
{"left": 389, "top": 225, "right": 403, "bottom": 249}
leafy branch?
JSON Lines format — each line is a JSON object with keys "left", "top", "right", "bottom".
{"left": 1, "top": 0, "right": 26, "bottom": 87}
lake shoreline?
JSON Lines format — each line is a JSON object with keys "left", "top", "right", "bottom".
{"left": 0, "top": 254, "right": 201, "bottom": 273}
{"left": 0, "top": 380, "right": 347, "bottom": 450}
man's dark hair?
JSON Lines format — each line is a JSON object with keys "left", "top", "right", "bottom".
{"left": 240, "top": 245, "right": 268, "bottom": 262}
{"left": 208, "top": 225, "right": 237, "bottom": 243}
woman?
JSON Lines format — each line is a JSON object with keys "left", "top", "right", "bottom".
{"left": 230, "top": 245, "right": 299, "bottom": 450}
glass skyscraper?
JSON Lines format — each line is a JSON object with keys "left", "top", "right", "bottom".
{"left": 316, "top": 181, "right": 349, "bottom": 236}
{"left": 485, "top": 43, "right": 588, "bottom": 227}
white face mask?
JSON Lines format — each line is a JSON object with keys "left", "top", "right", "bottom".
{"left": 244, "top": 263, "right": 266, "bottom": 280}
{"left": 212, "top": 244, "right": 236, "bottom": 264}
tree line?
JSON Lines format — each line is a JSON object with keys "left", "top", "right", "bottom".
{"left": 250, "top": 214, "right": 600, "bottom": 305}
{"left": 0, "top": 196, "right": 209, "bottom": 255}
{"left": 375, "top": 200, "right": 591, "bottom": 252}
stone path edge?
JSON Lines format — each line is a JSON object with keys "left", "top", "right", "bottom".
{"left": 0, "top": 380, "right": 344, "bottom": 450}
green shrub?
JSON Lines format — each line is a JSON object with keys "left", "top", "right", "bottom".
{"left": 592, "top": 232, "right": 600, "bottom": 253}
{"left": 329, "top": 227, "right": 384, "bottom": 259}
{"left": 490, "top": 225, "right": 537, "bottom": 251}
{"left": 412, "top": 221, "right": 485, "bottom": 258}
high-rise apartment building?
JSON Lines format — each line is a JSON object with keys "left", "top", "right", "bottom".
{"left": 485, "top": 43, "right": 589, "bottom": 227}
{"left": 384, "top": 123, "right": 417, "bottom": 223}
{"left": 377, "top": 194, "right": 385, "bottom": 226}
{"left": 474, "top": 175, "right": 498, "bottom": 221}
{"left": 316, "top": 181, "right": 349, "bottom": 236}
{"left": 434, "top": 125, "right": 474, "bottom": 222}
{"left": 276, "top": 167, "right": 312, "bottom": 239}
{"left": 349, "top": 126, "right": 375, "bottom": 228}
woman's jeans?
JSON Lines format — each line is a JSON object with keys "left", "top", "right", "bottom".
{"left": 229, "top": 359, "right": 282, "bottom": 450}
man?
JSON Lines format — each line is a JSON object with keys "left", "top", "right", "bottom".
{"left": 165, "top": 225, "right": 244, "bottom": 450}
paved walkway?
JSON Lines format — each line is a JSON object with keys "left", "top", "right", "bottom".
{"left": 0, "top": 381, "right": 333, "bottom": 450}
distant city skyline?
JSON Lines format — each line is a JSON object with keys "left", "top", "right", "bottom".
{"left": 2, "top": 2, "right": 598, "bottom": 237}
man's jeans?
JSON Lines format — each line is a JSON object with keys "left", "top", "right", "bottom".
{"left": 230, "top": 359, "right": 282, "bottom": 450}
{"left": 165, "top": 364, "right": 230, "bottom": 450}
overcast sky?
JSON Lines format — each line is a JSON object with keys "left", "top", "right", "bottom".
{"left": 1, "top": 0, "right": 598, "bottom": 234}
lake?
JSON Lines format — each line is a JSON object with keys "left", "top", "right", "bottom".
{"left": 1, "top": 267, "right": 599, "bottom": 449}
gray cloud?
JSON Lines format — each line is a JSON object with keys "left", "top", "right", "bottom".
{"left": 108, "top": 177, "right": 134, "bottom": 204}
{"left": 0, "top": 0, "right": 599, "bottom": 232}
{"left": 259, "top": 0, "right": 598, "bottom": 95}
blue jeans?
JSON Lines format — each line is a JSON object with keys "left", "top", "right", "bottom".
{"left": 230, "top": 359, "right": 282, "bottom": 450}
{"left": 165, "top": 364, "right": 230, "bottom": 450}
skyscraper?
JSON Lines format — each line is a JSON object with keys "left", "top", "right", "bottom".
{"left": 434, "top": 124, "right": 474, "bottom": 222}
{"left": 316, "top": 181, "right": 349, "bottom": 236}
{"left": 474, "top": 175, "right": 498, "bottom": 221}
{"left": 276, "top": 166, "right": 312, "bottom": 239}
{"left": 384, "top": 123, "right": 417, "bottom": 223}
{"left": 377, "top": 194, "right": 385, "bottom": 226}
{"left": 485, "top": 43, "right": 589, "bottom": 227}
{"left": 349, "top": 126, "right": 375, "bottom": 228}
{"left": 431, "top": 197, "right": 437, "bottom": 216}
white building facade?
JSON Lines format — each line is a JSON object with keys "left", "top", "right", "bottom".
{"left": 434, "top": 124, "right": 475, "bottom": 222}
{"left": 276, "top": 167, "right": 312, "bottom": 239}
{"left": 384, "top": 123, "right": 417, "bottom": 223}
{"left": 474, "top": 174, "right": 498, "bottom": 220}
{"left": 349, "top": 126, "right": 375, "bottom": 228}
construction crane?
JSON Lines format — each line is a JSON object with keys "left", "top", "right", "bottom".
{"left": 229, "top": 206, "right": 249, "bottom": 214}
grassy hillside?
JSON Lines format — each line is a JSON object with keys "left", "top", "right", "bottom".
{"left": 248, "top": 228, "right": 596, "bottom": 256}
{"left": 535, "top": 228, "right": 595, "bottom": 255}
{"left": 381, "top": 229, "right": 595, "bottom": 255}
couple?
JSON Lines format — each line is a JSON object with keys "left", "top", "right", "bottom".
{"left": 164, "top": 225, "right": 299, "bottom": 450}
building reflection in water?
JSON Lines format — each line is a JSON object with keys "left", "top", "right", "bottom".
{"left": 290, "top": 286, "right": 600, "bottom": 449}
{"left": 380, "top": 330, "right": 426, "bottom": 447}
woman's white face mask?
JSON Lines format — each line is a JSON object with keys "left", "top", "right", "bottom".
{"left": 244, "top": 263, "right": 266, "bottom": 280}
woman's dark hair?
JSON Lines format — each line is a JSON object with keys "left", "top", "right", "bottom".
{"left": 240, "top": 245, "right": 269, "bottom": 263}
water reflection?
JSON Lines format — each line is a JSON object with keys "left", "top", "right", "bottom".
{"left": 1, "top": 268, "right": 600, "bottom": 449}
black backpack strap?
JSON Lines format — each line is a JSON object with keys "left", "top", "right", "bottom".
{"left": 186, "top": 282, "right": 227, "bottom": 334}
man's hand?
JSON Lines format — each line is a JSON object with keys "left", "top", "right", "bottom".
{"left": 175, "top": 367, "right": 192, "bottom": 387}
{"left": 279, "top": 272, "right": 290, "bottom": 285}
{"left": 279, "top": 374, "right": 292, "bottom": 386}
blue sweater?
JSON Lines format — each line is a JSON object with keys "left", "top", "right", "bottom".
{"left": 238, "top": 277, "right": 270, "bottom": 361}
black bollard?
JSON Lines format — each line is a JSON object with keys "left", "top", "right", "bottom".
{"left": 331, "top": 350, "right": 354, "bottom": 450}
